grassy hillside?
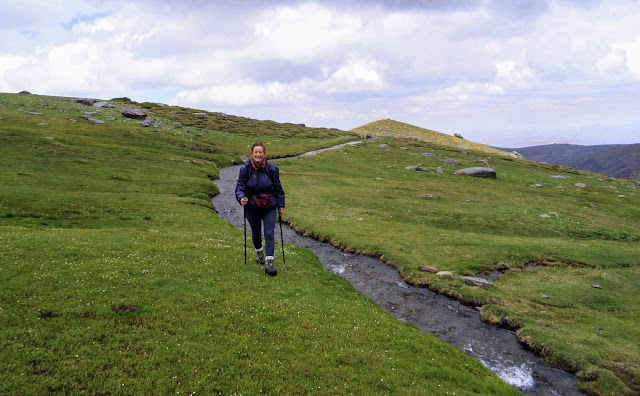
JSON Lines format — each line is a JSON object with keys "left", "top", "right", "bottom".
{"left": 352, "top": 119, "right": 520, "bottom": 158}
{"left": 0, "top": 93, "right": 519, "bottom": 395}
{"left": 502, "top": 143, "right": 640, "bottom": 182}
{"left": 280, "top": 137, "right": 639, "bottom": 395}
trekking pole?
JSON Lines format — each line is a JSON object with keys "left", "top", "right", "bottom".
{"left": 243, "top": 205, "right": 247, "bottom": 265}
{"left": 279, "top": 213, "right": 285, "bottom": 265}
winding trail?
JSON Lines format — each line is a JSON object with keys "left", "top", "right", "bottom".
{"left": 212, "top": 143, "right": 583, "bottom": 396}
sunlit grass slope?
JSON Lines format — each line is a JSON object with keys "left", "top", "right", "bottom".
{"left": 0, "top": 93, "right": 519, "bottom": 395}
{"left": 280, "top": 137, "right": 639, "bottom": 396}
{"left": 351, "top": 119, "right": 519, "bottom": 158}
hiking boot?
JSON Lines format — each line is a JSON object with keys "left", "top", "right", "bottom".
{"left": 256, "top": 250, "right": 265, "bottom": 265}
{"left": 265, "top": 259, "right": 277, "bottom": 276}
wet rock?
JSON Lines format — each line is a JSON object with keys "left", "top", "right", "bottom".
{"left": 454, "top": 167, "right": 497, "bottom": 179}
{"left": 420, "top": 265, "right": 439, "bottom": 273}
{"left": 463, "top": 276, "right": 494, "bottom": 288}
{"left": 87, "top": 118, "right": 104, "bottom": 125}
{"left": 121, "top": 109, "right": 147, "bottom": 120}
{"left": 442, "top": 159, "right": 461, "bottom": 165}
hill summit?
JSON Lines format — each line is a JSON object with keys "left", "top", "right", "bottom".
{"left": 351, "top": 119, "right": 518, "bottom": 158}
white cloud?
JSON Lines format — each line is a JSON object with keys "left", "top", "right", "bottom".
{"left": 319, "top": 58, "right": 386, "bottom": 93}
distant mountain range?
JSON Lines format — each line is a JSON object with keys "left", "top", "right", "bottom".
{"left": 499, "top": 143, "right": 640, "bottom": 181}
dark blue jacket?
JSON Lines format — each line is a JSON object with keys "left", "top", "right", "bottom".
{"left": 235, "top": 159, "right": 285, "bottom": 209}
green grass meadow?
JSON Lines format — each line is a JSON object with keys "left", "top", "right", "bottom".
{"left": 1, "top": 94, "right": 520, "bottom": 395}
{"left": 280, "top": 138, "right": 640, "bottom": 395}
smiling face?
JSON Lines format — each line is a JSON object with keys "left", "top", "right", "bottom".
{"left": 251, "top": 145, "right": 265, "bottom": 164}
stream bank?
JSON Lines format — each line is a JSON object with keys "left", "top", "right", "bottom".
{"left": 211, "top": 144, "right": 582, "bottom": 396}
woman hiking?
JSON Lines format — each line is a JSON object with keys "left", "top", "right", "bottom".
{"left": 235, "top": 142, "right": 285, "bottom": 276}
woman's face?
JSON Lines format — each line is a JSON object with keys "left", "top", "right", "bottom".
{"left": 252, "top": 146, "right": 265, "bottom": 163}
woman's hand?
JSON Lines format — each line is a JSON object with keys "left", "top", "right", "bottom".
{"left": 278, "top": 207, "right": 284, "bottom": 215}
{"left": 240, "top": 197, "right": 248, "bottom": 205}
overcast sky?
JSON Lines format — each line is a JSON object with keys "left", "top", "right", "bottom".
{"left": 1, "top": 0, "right": 639, "bottom": 147}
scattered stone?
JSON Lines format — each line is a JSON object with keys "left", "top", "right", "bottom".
{"left": 173, "top": 122, "right": 183, "bottom": 128}
{"left": 139, "top": 119, "right": 161, "bottom": 127}
{"left": 541, "top": 295, "right": 550, "bottom": 299}
{"left": 75, "top": 98, "right": 96, "bottom": 106}
{"left": 84, "top": 111, "right": 99, "bottom": 115}
{"left": 575, "top": 183, "right": 587, "bottom": 188}
{"left": 436, "top": 167, "right": 443, "bottom": 174}
{"left": 538, "top": 214, "right": 551, "bottom": 218}
{"left": 551, "top": 175, "right": 567, "bottom": 179}
{"left": 121, "top": 109, "right": 147, "bottom": 120}
{"left": 463, "top": 276, "right": 494, "bottom": 288}
{"left": 420, "top": 265, "right": 439, "bottom": 273}
{"left": 378, "top": 144, "right": 387, "bottom": 148}
{"left": 548, "top": 212, "right": 560, "bottom": 216}
{"left": 193, "top": 112, "right": 208, "bottom": 117}
{"left": 454, "top": 133, "right": 464, "bottom": 139}
{"left": 436, "top": 271, "right": 453, "bottom": 278}
{"left": 418, "top": 193, "right": 439, "bottom": 198}
{"left": 592, "top": 284, "right": 602, "bottom": 289}
{"left": 87, "top": 118, "right": 104, "bottom": 125}
{"left": 618, "top": 195, "right": 625, "bottom": 198}
{"left": 421, "top": 152, "right": 436, "bottom": 157}
{"left": 531, "top": 184, "right": 543, "bottom": 188}
{"left": 26, "top": 112, "right": 43, "bottom": 115}
{"left": 442, "top": 159, "right": 460, "bottom": 165}
{"left": 93, "top": 101, "right": 115, "bottom": 108}
{"left": 474, "top": 159, "right": 488, "bottom": 165}
{"left": 405, "top": 166, "right": 419, "bottom": 171}
{"left": 458, "top": 145, "right": 470, "bottom": 150}
{"left": 454, "top": 167, "right": 497, "bottom": 178}
{"left": 18, "top": 90, "right": 32, "bottom": 94}
{"left": 39, "top": 123, "right": 47, "bottom": 126}
{"left": 68, "top": 119, "right": 76, "bottom": 122}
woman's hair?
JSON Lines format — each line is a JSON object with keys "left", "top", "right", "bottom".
{"left": 251, "top": 142, "right": 266, "bottom": 153}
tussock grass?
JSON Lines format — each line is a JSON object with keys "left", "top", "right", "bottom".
{"left": 0, "top": 93, "right": 519, "bottom": 395}
{"left": 281, "top": 138, "right": 640, "bottom": 395}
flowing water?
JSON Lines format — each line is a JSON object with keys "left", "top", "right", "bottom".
{"left": 212, "top": 143, "right": 583, "bottom": 395}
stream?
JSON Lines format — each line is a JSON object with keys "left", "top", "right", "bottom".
{"left": 211, "top": 142, "right": 582, "bottom": 396}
